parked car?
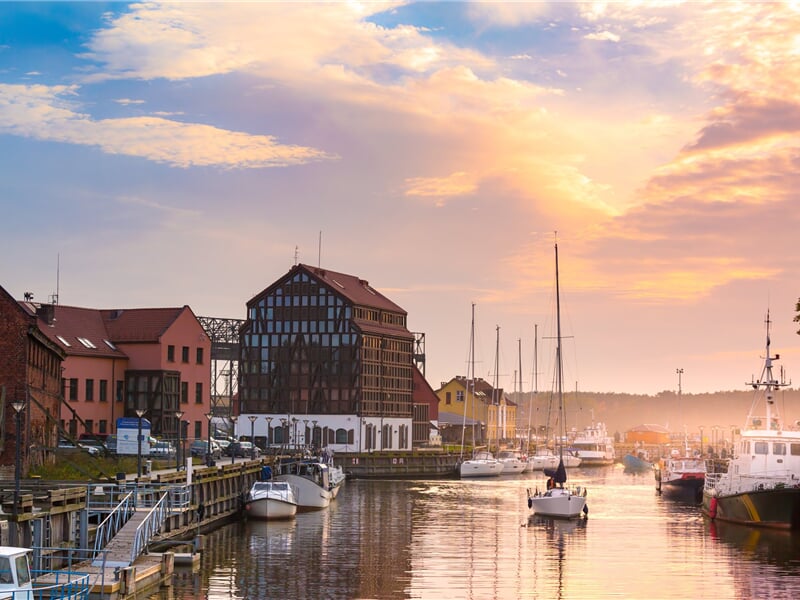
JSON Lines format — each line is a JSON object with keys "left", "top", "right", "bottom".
{"left": 77, "top": 433, "right": 110, "bottom": 455}
{"left": 57, "top": 440, "right": 100, "bottom": 457}
{"left": 227, "top": 441, "right": 260, "bottom": 458}
{"left": 212, "top": 437, "right": 231, "bottom": 453}
{"left": 190, "top": 440, "right": 221, "bottom": 459}
{"left": 150, "top": 440, "right": 176, "bottom": 458}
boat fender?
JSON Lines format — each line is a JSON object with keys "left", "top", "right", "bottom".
{"left": 528, "top": 497, "right": 533, "bottom": 509}
{"left": 582, "top": 488, "right": 587, "bottom": 497}
{"left": 583, "top": 504, "right": 589, "bottom": 516}
{"left": 709, "top": 496, "right": 718, "bottom": 519}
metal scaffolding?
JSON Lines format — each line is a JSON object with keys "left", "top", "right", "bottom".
{"left": 197, "top": 316, "right": 245, "bottom": 417}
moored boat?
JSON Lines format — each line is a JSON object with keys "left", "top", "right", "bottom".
{"left": 274, "top": 459, "right": 333, "bottom": 511}
{"left": 244, "top": 480, "right": 298, "bottom": 520}
{"left": 570, "top": 420, "right": 615, "bottom": 466}
{"left": 526, "top": 240, "right": 588, "bottom": 520}
{"left": 702, "top": 312, "right": 800, "bottom": 529}
{"left": 459, "top": 449, "right": 503, "bottom": 478}
{"left": 497, "top": 449, "right": 527, "bottom": 475}
{"left": 655, "top": 446, "right": 705, "bottom": 502}
{"left": 623, "top": 451, "right": 654, "bottom": 473}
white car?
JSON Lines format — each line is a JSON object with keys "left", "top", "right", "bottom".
{"left": 57, "top": 440, "right": 100, "bottom": 456}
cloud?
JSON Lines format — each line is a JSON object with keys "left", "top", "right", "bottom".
{"left": 0, "top": 83, "right": 337, "bottom": 168}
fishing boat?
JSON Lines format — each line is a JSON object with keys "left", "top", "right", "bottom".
{"left": 244, "top": 480, "right": 298, "bottom": 520}
{"left": 623, "top": 450, "right": 654, "bottom": 473}
{"left": 274, "top": 459, "right": 333, "bottom": 511}
{"left": 703, "top": 312, "right": 800, "bottom": 529}
{"left": 458, "top": 304, "right": 503, "bottom": 478}
{"left": 655, "top": 451, "right": 705, "bottom": 502}
{"left": 526, "top": 240, "right": 589, "bottom": 519}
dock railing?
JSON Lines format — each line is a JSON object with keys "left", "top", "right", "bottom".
{"left": 92, "top": 491, "right": 135, "bottom": 559}
{"left": 130, "top": 492, "right": 169, "bottom": 565}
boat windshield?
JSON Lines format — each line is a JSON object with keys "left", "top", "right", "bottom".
{"left": 0, "top": 556, "right": 12, "bottom": 585}
{"left": 15, "top": 554, "right": 30, "bottom": 586}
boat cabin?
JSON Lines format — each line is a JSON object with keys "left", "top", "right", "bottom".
{"left": 0, "top": 546, "right": 32, "bottom": 599}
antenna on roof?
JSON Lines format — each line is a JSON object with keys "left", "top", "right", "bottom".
{"left": 318, "top": 231, "right": 322, "bottom": 268}
{"left": 49, "top": 253, "right": 60, "bottom": 305}
{"left": 294, "top": 245, "right": 299, "bottom": 266}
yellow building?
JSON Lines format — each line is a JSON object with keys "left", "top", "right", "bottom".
{"left": 435, "top": 376, "right": 517, "bottom": 446}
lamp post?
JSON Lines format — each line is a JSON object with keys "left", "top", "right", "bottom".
{"left": 248, "top": 416, "right": 257, "bottom": 459}
{"left": 135, "top": 408, "right": 146, "bottom": 478}
{"left": 11, "top": 400, "right": 25, "bottom": 546}
{"left": 302, "top": 419, "right": 309, "bottom": 450}
{"left": 174, "top": 410, "right": 184, "bottom": 471}
{"left": 205, "top": 412, "right": 214, "bottom": 466}
{"left": 291, "top": 417, "right": 298, "bottom": 452}
{"left": 280, "top": 418, "right": 287, "bottom": 451}
{"left": 265, "top": 416, "right": 273, "bottom": 453}
{"left": 311, "top": 420, "right": 318, "bottom": 452}
{"left": 230, "top": 415, "right": 238, "bottom": 464}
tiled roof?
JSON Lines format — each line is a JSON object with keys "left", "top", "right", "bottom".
{"left": 100, "top": 307, "right": 187, "bottom": 342}
{"left": 19, "top": 303, "right": 126, "bottom": 359}
{"left": 628, "top": 423, "right": 670, "bottom": 433}
{"left": 300, "top": 264, "right": 406, "bottom": 314}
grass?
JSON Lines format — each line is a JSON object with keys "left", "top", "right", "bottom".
{"left": 30, "top": 452, "right": 185, "bottom": 482}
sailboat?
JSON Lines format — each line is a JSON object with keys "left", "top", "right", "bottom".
{"left": 494, "top": 329, "right": 525, "bottom": 475}
{"left": 527, "top": 240, "right": 588, "bottom": 519}
{"left": 459, "top": 304, "right": 503, "bottom": 478}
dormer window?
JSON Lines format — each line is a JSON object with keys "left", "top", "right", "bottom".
{"left": 77, "top": 337, "right": 97, "bottom": 349}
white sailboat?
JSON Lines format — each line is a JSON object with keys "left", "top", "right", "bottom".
{"left": 459, "top": 304, "right": 503, "bottom": 478}
{"left": 527, "top": 240, "right": 588, "bottom": 519}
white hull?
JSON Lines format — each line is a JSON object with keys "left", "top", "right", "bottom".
{"left": 329, "top": 465, "right": 346, "bottom": 499}
{"left": 459, "top": 459, "right": 503, "bottom": 478}
{"left": 527, "top": 452, "right": 581, "bottom": 471}
{"left": 275, "top": 474, "right": 332, "bottom": 510}
{"left": 245, "top": 497, "right": 297, "bottom": 520}
{"left": 499, "top": 459, "right": 526, "bottom": 474}
{"left": 528, "top": 487, "right": 587, "bottom": 519}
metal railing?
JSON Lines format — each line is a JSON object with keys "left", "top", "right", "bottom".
{"left": 130, "top": 492, "right": 169, "bottom": 565}
{"left": 91, "top": 491, "right": 135, "bottom": 559}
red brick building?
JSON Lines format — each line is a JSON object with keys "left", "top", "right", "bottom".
{"left": 0, "top": 286, "right": 64, "bottom": 476}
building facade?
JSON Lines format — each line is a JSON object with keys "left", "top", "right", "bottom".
{"left": 0, "top": 286, "right": 64, "bottom": 475}
{"left": 238, "top": 264, "right": 417, "bottom": 453}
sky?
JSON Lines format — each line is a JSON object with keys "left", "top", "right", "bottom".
{"left": 2, "top": 1, "right": 800, "bottom": 396}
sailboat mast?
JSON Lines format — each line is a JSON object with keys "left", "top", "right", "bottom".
{"left": 555, "top": 242, "right": 564, "bottom": 450}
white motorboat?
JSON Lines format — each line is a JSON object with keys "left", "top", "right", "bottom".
{"left": 703, "top": 313, "right": 800, "bottom": 529}
{"left": 570, "top": 419, "right": 615, "bottom": 466}
{"left": 0, "top": 546, "right": 91, "bottom": 600}
{"left": 526, "top": 241, "right": 588, "bottom": 519}
{"left": 328, "top": 464, "right": 346, "bottom": 499}
{"left": 274, "top": 459, "right": 333, "bottom": 511}
{"left": 244, "top": 480, "right": 298, "bottom": 520}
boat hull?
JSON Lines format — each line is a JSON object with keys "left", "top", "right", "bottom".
{"left": 245, "top": 498, "right": 297, "bottom": 520}
{"left": 528, "top": 488, "right": 587, "bottom": 519}
{"left": 274, "top": 474, "right": 332, "bottom": 511}
{"left": 622, "top": 454, "right": 653, "bottom": 473}
{"left": 703, "top": 487, "right": 800, "bottom": 529}
{"left": 459, "top": 459, "right": 503, "bottom": 478}
{"left": 498, "top": 459, "right": 526, "bottom": 475}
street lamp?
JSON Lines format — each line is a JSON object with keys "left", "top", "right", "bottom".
{"left": 205, "top": 412, "right": 214, "bottom": 466}
{"left": 291, "top": 418, "right": 298, "bottom": 452}
{"left": 230, "top": 415, "right": 238, "bottom": 464}
{"left": 280, "top": 418, "right": 287, "bottom": 451}
{"left": 265, "top": 416, "right": 273, "bottom": 453}
{"left": 174, "top": 410, "right": 184, "bottom": 470}
{"left": 248, "top": 416, "right": 257, "bottom": 459}
{"left": 135, "top": 409, "right": 146, "bottom": 478}
{"left": 11, "top": 400, "right": 25, "bottom": 546}
{"left": 311, "top": 420, "right": 318, "bottom": 451}
{"left": 302, "top": 419, "right": 309, "bottom": 450}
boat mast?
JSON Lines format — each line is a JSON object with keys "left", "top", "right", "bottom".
{"left": 748, "top": 310, "right": 791, "bottom": 431}
{"left": 555, "top": 241, "right": 564, "bottom": 457}
{"left": 460, "top": 303, "right": 476, "bottom": 459}
{"left": 492, "top": 324, "right": 500, "bottom": 451}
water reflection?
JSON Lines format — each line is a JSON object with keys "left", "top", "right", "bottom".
{"left": 149, "top": 468, "right": 800, "bottom": 600}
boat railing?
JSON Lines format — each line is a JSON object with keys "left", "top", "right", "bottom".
{"left": 1, "top": 570, "right": 92, "bottom": 600}
{"left": 130, "top": 492, "right": 169, "bottom": 565}
{"left": 92, "top": 491, "right": 135, "bottom": 559}
{"left": 705, "top": 469, "right": 798, "bottom": 494}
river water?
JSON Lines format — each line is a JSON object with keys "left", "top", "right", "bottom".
{"left": 147, "top": 465, "right": 800, "bottom": 599}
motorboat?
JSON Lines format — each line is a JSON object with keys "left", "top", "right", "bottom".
{"left": 623, "top": 450, "right": 654, "bottom": 473}
{"left": 703, "top": 312, "right": 800, "bottom": 529}
{"left": 274, "top": 459, "right": 333, "bottom": 511}
{"left": 244, "top": 480, "right": 298, "bottom": 520}
{"left": 570, "top": 420, "right": 615, "bottom": 466}
{"left": 0, "top": 546, "right": 91, "bottom": 600}
{"left": 527, "top": 447, "right": 581, "bottom": 471}
{"left": 655, "top": 453, "right": 705, "bottom": 502}
{"left": 526, "top": 241, "right": 588, "bottom": 519}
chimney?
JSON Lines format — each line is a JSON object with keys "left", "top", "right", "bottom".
{"left": 36, "top": 304, "right": 56, "bottom": 326}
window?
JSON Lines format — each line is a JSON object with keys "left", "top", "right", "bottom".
{"left": 167, "top": 345, "right": 175, "bottom": 362}
{"left": 99, "top": 379, "right": 108, "bottom": 402}
{"left": 99, "top": 420, "right": 108, "bottom": 433}
{"left": 69, "top": 378, "right": 78, "bottom": 401}
{"left": 774, "top": 443, "right": 786, "bottom": 455}
{"left": 77, "top": 337, "right": 97, "bottom": 349}
{"left": 791, "top": 443, "right": 800, "bottom": 456}
{"left": 194, "top": 421, "right": 202, "bottom": 440}
{"left": 85, "top": 419, "right": 94, "bottom": 433}
{"left": 85, "top": 379, "right": 94, "bottom": 402}
{"left": 195, "top": 382, "right": 203, "bottom": 404}
{"left": 181, "top": 381, "right": 189, "bottom": 404}
{"left": 754, "top": 441, "right": 769, "bottom": 455}
{"left": 116, "top": 380, "right": 124, "bottom": 402}
{"left": 196, "top": 347, "right": 204, "bottom": 364}
{"left": 182, "top": 346, "right": 190, "bottom": 363}
{"left": 445, "top": 391, "right": 451, "bottom": 405}
{"left": 456, "top": 390, "right": 464, "bottom": 402}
